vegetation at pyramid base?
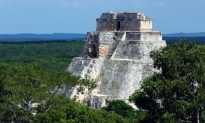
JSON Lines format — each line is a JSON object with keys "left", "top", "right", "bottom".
{"left": 102, "top": 100, "right": 147, "bottom": 123}
{"left": 130, "top": 41, "right": 205, "bottom": 122}
{"left": 0, "top": 64, "right": 95, "bottom": 121}
{"left": 34, "top": 99, "right": 134, "bottom": 123}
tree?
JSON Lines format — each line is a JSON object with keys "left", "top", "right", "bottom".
{"left": 103, "top": 100, "right": 136, "bottom": 118}
{"left": 34, "top": 98, "right": 129, "bottom": 123}
{"left": 130, "top": 41, "right": 205, "bottom": 123}
{"left": 0, "top": 64, "right": 95, "bottom": 122}
{"left": 103, "top": 100, "right": 147, "bottom": 123}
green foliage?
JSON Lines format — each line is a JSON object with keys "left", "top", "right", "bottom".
{"left": 103, "top": 100, "right": 135, "bottom": 117}
{"left": 151, "top": 41, "right": 205, "bottom": 80}
{"left": 130, "top": 41, "right": 205, "bottom": 122}
{"left": 0, "top": 64, "right": 95, "bottom": 122}
{"left": 103, "top": 100, "right": 148, "bottom": 123}
{"left": 35, "top": 98, "right": 129, "bottom": 123}
{"left": 0, "top": 41, "right": 84, "bottom": 72}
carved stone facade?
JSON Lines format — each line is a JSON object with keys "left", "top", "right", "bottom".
{"left": 67, "top": 12, "right": 166, "bottom": 108}
{"left": 96, "top": 12, "right": 152, "bottom": 32}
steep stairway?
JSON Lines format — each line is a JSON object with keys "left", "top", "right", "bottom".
{"left": 108, "top": 32, "right": 126, "bottom": 59}
{"left": 81, "top": 59, "right": 103, "bottom": 80}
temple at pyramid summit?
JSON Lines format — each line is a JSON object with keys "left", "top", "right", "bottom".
{"left": 66, "top": 12, "right": 166, "bottom": 108}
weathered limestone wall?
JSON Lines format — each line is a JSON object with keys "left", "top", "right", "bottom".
{"left": 68, "top": 57, "right": 104, "bottom": 80}
{"left": 139, "top": 20, "right": 153, "bottom": 32}
{"left": 98, "top": 32, "right": 114, "bottom": 58}
{"left": 96, "top": 19, "right": 117, "bottom": 31}
{"left": 84, "top": 31, "right": 165, "bottom": 59}
{"left": 112, "top": 40, "right": 166, "bottom": 60}
{"left": 85, "top": 31, "right": 126, "bottom": 59}
{"left": 126, "top": 32, "right": 162, "bottom": 41}
{"left": 96, "top": 12, "right": 152, "bottom": 32}
{"left": 98, "top": 59, "right": 155, "bottom": 100}
{"left": 121, "top": 20, "right": 152, "bottom": 32}
{"left": 68, "top": 57, "right": 92, "bottom": 77}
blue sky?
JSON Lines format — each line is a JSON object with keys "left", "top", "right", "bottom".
{"left": 0, "top": 0, "right": 204, "bottom": 34}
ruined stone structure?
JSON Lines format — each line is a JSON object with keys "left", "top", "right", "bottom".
{"left": 67, "top": 12, "right": 166, "bottom": 108}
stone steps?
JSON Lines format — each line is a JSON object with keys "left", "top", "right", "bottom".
{"left": 107, "top": 32, "right": 126, "bottom": 59}
{"left": 109, "top": 32, "right": 126, "bottom": 59}
{"left": 82, "top": 59, "right": 100, "bottom": 80}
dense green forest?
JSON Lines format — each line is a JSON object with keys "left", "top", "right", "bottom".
{"left": 1, "top": 40, "right": 205, "bottom": 122}
{"left": 0, "top": 41, "right": 84, "bottom": 72}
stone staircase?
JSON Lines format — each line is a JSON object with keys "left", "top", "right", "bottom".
{"left": 109, "top": 32, "right": 126, "bottom": 59}
{"left": 81, "top": 59, "right": 103, "bottom": 80}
